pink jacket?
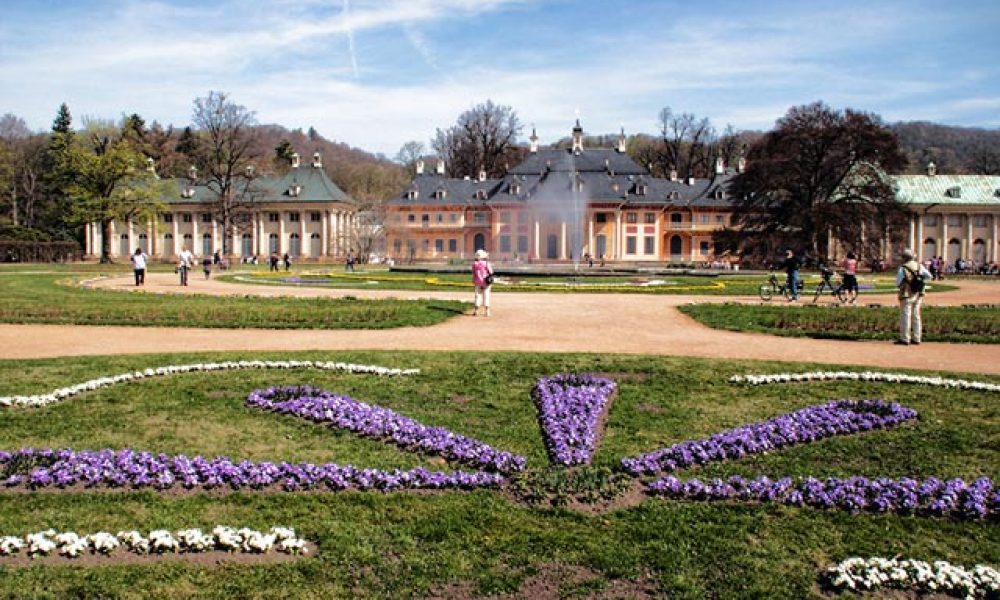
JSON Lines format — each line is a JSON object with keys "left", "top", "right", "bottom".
{"left": 472, "top": 259, "right": 493, "bottom": 287}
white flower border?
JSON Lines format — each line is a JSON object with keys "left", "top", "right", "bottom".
{"left": 826, "top": 557, "right": 1000, "bottom": 598}
{"left": 729, "top": 371, "right": 1000, "bottom": 393}
{"left": 0, "top": 526, "right": 309, "bottom": 559}
{"left": 0, "top": 360, "right": 420, "bottom": 409}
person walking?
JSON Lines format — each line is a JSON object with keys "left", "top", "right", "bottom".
{"left": 178, "top": 246, "right": 194, "bottom": 286}
{"left": 782, "top": 249, "right": 801, "bottom": 302}
{"left": 283, "top": 253, "right": 291, "bottom": 271}
{"left": 841, "top": 251, "right": 859, "bottom": 304}
{"left": 202, "top": 256, "right": 212, "bottom": 279}
{"left": 895, "top": 248, "right": 932, "bottom": 345}
{"left": 471, "top": 249, "right": 494, "bottom": 317}
{"left": 130, "top": 248, "right": 148, "bottom": 286}
{"left": 346, "top": 249, "right": 356, "bottom": 273}
{"left": 269, "top": 252, "right": 279, "bottom": 272}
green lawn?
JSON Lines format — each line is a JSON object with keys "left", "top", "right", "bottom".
{"left": 1, "top": 350, "right": 997, "bottom": 598}
{"left": 0, "top": 268, "right": 466, "bottom": 329}
{"left": 679, "top": 303, "right": 1000, "bottom": 343}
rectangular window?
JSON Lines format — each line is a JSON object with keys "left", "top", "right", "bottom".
{"left": 715, "top": 215, "right": 725, "bottom": 224}
{"left": 162, "top": 214, "right": 173, "bottom": 223}
{"left": 700, "top": 214, "right": 710, "bottom": 224}
{"left": 421, "top": 214, "right": 429, "bottom": 223}
{"left": 700, "top": 241, "right": 710, "bottom": 254}
{"left": 626, "top": 213, "right": 638, "bottom": 224}
{"left": 947, "top": 215, "right": 961, "bottom": 227}
{"left": 474, "top": 212, "right": 488, "bottom": 224}
{"left": 289, "top": 212, "right": 300, "bottom": 223}
{"left": 437, "top": 213, "right": 444, "bottom": 223}
{"left": 517, "top": 211, "right": 529, "bottom": 224}
{"left": 596, "top": 213, "right": 607, "bottom": 223}
{"left": 393, "top": 239, "right": 402, "bottom": 253}
{"left": 310, "top": 212, "right": 321, "bottom": 222}
{"left": 499, "top": 211, "right": 510, "bottom": 223}
{"left": 500, "top": 235, "right": 511, "bottom": 252}
{"left": 201, "top": 213, "right": 212, "bottom": 223}
{"left": 644, "top": 236, "right": 655, "bottom": 254}
{"left": 923, "top": 215, "right": 937, "bottom": 227}
{"left": 450, "top": 213, "right": 459, "bottom": 223}
{"left": 268, "top": 213, "right": 279, "bottom": 222}
{"left": 644, "top": 212, "right": 656, "bottom": 224}
{"left": 517, "top": 235, "right": 528, "bottom": 253}
{"left": 974, "top": 215, "right": 987, "bottom": 227}
{"left": 626, "top": 236, "right": 637, "bottom": 254}
{"left": 407, "top": 214, "right": 415, "bottom": 222}
{"left": 435, "top": 239, "right": 443, "bottom": 252}
{"left": 182, "top": 213, "right": 192, "bottom": 223}
{"left": 448, "top": 239, "right": 457, "bottom": 252}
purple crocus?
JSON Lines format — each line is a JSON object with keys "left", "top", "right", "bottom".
{"left": 532, "top": 374, "right": 616, "bottom": 466}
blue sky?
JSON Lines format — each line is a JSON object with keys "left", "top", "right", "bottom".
{"left": 1, "top": 0, "right": 998, "bottom": 157}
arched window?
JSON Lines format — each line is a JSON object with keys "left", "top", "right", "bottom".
{"left": 310, "top": 233, "right": 322, "bottom": 257}
{"left": 922, "top": 237, "right": 936, "bottom": 261}
{"left": 473, "top": 233, "right": 486, "bottom": 253}
{"left": 947, "top": 238, "right": 961, "bottom": 262}
{"left": 546, "top": 234, "right": 558, "bottom": 259}
{"left": 289, "top": 233, "right": 301, "bottom": 256}
{"left": 202, "top": 233, "right": 212, "bottom": 256}
{"left": 137, "top": 232, "right": 148, "bottom": 253}
{"left": 268, "top": 233, "right": 279, "bottom": 254}
{"left": 973, "top": 239, "right": 986, "bottom": 264}
{"left": 119, "top": 233, "right": 130, "bottom": 257}
{"left": 241, "top": 233, "right": 253, "bottom": 257}
{"left": 163, "top": 233, "right": 174, "bottom": 257}
{"left": 669, "top": 235, "right": 683, "bottom": 256}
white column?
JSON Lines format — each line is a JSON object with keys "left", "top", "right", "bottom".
{"left": 172, "top": 218, "right": 179, "bottom": 256}
{"left": 964, "top": 215, "right": 972, "bottom": 259}
{"left": 322, "top": 211, "right": 329, "bottom": 257}
{"left": 211, "top": 220, "right": 219, "bottom": 254}
{"left": 588, "top": 217, "right": 594, "bottom": 257}
{"left": 109, "top": 221, "right": 116, "bottom": 258}
{"left": 615, "top": 211, "right": 622, "bottom": 260}
{"left": 908, "top": 217, "right": 916, "bottom": 256}
{"left": 916, "top": 214, "right": 924, "bottom": 261}
{"left": 654, "top": 216, "right": 661, "bottom": 259}
{"left": 533, "top": 220, "right": 540, "bottom": 259}
{"left": 279, "top": 215, "right": 286, "bottom": 254}
{"left": 84, "top": 223, "right": 92, "bottom": 256}
{"left": 252, "top": 214, "right": 260, "bottom": 256}
{"left": 560, "top": 221, "right": 567, "bottom": 260}
{"left": 192, "top": 216, "right": 199, "bottom": 255}
{"left": 992, "top": 214, "right": 998, "bottom": 262}
{"left": 127, "top": 221, "right": 134, "bottom": 256}
{"left": 942, "top": 217, "right": 949, "bottom": 261}
{"left": 300, "top": 216, "right": 307, "bottom": 257}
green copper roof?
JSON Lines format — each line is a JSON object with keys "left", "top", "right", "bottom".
{"left": 894, "top": 174, "right": 1000, "bottom": 206}
{"left": 164, "top": 165, "right": 353, "bottom": 205}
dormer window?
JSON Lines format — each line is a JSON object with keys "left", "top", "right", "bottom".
{"left": 637, "top": 184, "right": 647, "bottom": 196}
{"left": 408, "top": 189, "right": 419, "bottom": 200}
{"left": 181, "top": 187, "right": 196, "bottom": 199}
{"left": 436, "top": 187, "right": 447, "bottom": 199}
{"left": 288, "top": 184, "right": 302, "bottom": 197}
{"left": 669, "top": 191, "right": 680, "bottom": 200}
{"left": 476, "top": 189, "right": 487, "bottom": 200}
{"left": 946, "top": 186, "right": 961, "bottom": 198}
{"left": 714, "top": 188, "right": 725, "bottom": 200}
{"left": 510, "top": 183, "right": 521, "bottom": 195}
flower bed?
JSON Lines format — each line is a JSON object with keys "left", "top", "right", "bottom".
{"left": 532, "top": 374, "right": 616, "bottom": 466}
{"left": 824, "top": 557, "right": 1000, "bottom": 598}
{"left": 621, "top": 400, "right": 918, "bottom": 476}
{"left": 1, "top": 526, "right": 309, "bottom": 558}
{"left": 0, "top": 448, "right": 504, "bottom": 492}
{"left": 0, "top": 360, "right": 420, "bottom": 409}
{"left": 246, "top": 386, "right": 526, "bottom": 474}
{"left": 647, "top": 475, "right": 997, "bottom": 520}
{"left": 729, "top": 371, "right": 1000, "bottom": 393}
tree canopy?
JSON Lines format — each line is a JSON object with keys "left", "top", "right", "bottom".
{"left": 432, "top": 100, "right": 524, "bottom": 178}
{"left": 721, "top": 102, "right": 910, "bottom": 263}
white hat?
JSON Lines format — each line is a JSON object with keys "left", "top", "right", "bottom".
{"left": 474, "top": 249, "right": 488, "bottom": 259}
{"left": 901, "top": 248, "right": 914, "bottom": 259}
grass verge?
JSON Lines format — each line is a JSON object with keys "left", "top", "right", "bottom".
{"left": 0, "top": 350, "right": 997, "bottom": 598}
{"left": 679, "top": 303, "right": 1000, "bottom": 343}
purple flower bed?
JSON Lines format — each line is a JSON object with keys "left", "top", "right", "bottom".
{"left": 621, "top": 400, "right": 918, "bottom": 476}
{"left": 0, "top": 448, "right": 504, "bottom": 492}
{"left": 246, "top": 386, "right": 526, "bottom": 474}
{"left": 647, "top": 474, "right": 997, "bottom": 520}
{"left": 532, "top": 374, "right": 617, "bottom": 466}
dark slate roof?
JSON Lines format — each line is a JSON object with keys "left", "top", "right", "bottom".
{"left": 164, "top": 165, "right": 353, "bottom": 205}
{"left": 509, "top": 147, "right": 647, "bottom": 175}
{"left": 388, "top": 147, "right": 741, "bottom": 210}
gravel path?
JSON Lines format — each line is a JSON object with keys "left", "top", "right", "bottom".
{"left": 0, "top": 273, "right": 996, "bottom": 375}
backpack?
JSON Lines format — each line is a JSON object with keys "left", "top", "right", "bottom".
{"left": 903, "top": 265, "right": 925, "bottom": 295}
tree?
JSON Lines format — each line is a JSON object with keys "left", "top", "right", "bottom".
{"left": 394, "top": 141, "right": 425, "bottom": 176}
{"left": 273, "top": 139, "right": 295, "bottom": 175}
{"left": 432, "top": 100, "right": 522, "bottom": 178}
{"left": 658, "top": 107, "right": 717, "bottom": 179}
{"left": 62, "top": 122, "right": 173, "bottom": 263}
{"left": 970, "top": 145, "right": 1000, "bottom": 175}
{"left": 722, "top": 102, "right": 909, "bottom": 263}
{"left": 189, "top": 91, "right": 264, "bottom": 255}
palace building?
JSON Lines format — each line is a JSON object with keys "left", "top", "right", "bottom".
{"left": 385, "top": 122, "right": 1000, "bottom": 266}
{"left": 84, "top": 152, "right": 357, "bottom": 261}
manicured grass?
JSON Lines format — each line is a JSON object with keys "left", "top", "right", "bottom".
{"left": 679, "top": 303, "right": 1000, "bottom": 343}
{"left": 227, "top": 268, "right": 912, "bottom": 296}
{"left": 0, "top": 270, "right": 466, "bottom": 329}
{"left": 1, "top": 350, "right": 997, "bottom": 598}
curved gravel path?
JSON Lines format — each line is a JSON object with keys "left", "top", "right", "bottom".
{"left": 0, "top": 273, "right": 996, "bottom": 375}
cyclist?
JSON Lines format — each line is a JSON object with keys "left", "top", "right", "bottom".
{"left": 782, "top": 249, "right": 801, "bottom": 302}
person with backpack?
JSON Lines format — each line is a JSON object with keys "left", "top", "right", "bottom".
{"left": 895, "top": 248, "right": 932, "bottom": 345}
{"left": 471, "top": 249, "right": 494, "bottom": 317}
{"left": 782, "top": 249, "right": 801, "bottom": 302}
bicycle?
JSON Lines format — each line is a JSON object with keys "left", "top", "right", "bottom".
{"left": 759, "top": 272, "right": 803, "bottom": 301}
{"left": 812, "top": 268, "right": 850, "bottom": 304}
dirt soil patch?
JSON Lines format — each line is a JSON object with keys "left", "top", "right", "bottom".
{"left": 0, "top": 543, "right": 317, "bottom": 568}
{"left": 427, "top": 563, "right": 658, "bottom": 599}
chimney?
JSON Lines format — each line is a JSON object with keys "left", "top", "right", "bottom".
{"left": 312, "top": 152, "right": 322, "bottom": 168}
{"left": 145, "top": 157, "right": 156, "bottom": 172}
{"left": 737, "top": 157, "right": 747, "bottom": 174}
{"left": 669, "top": 169, "right": 678, "bottom": 182}
{"left": 188, "top": 165, "right": 197, "bottom": 180}
{"left": 529, "top": 126, "right": 539, "bottom": 153}
{"left": 290, "top": 152, "right": 300, "bottom": 168}
{"left": 617, "top": 126, "right": 626, "bottom": 153}
{"left": 927, "top": 161, "right": 937, "bottom": 176}
{"left": 415, "top": 159, "right": 425, "bottom": 175}
{"left": 715, "top": 156, "right": 725, "bottom": 175}
{"left": 571, "top": 119, "right": 583, "bottom": 154}
{"left": 436, "top": 160, "right": 445, "bottom": 176}
{"left": 687, "top": 177, "right": 696, "bottom": 186}
{"left": 478, "top": 168, "right": 487, "bottom": 182}
{"left": 245, "top": 164, "right": 255, "bottom": 177}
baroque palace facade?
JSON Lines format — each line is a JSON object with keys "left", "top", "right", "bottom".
{"left": 385, "top": 122, "right": 1000, "bottom": 266}
{"left": 84, "top": 152, "right": 356, "bottom": 261}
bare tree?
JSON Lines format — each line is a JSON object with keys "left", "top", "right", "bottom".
{"left": 190, "top": 91, "right": 264, "bottom": 255}
{"left": 658, "top": 107, "right": 718, "bottom": 179}
{"left": 395, "top": 141, "right": 425, "bottom": 176}
{"left": 432, "top": 100, "right": 522, "bottom": 178}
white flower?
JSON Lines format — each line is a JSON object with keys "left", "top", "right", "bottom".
{"left": 26, "top": 532, "right": 57, "bottom": 557}
{"left": 730, "top": 371, "right": 1000, "bottom": 393}
{"left": 88, "top": 532, "right": 120, "bottom": 555}
{"left": 0, "top": 536, "right": 25, "bottom": 555}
